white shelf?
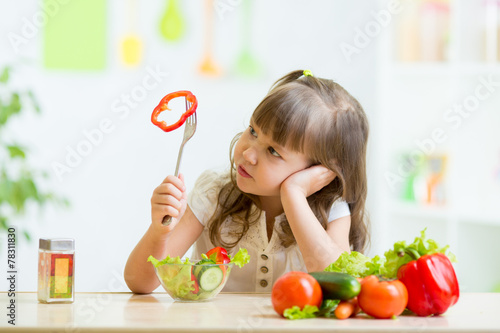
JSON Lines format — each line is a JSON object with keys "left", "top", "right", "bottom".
{"left": 389, "top": 201, "right": 451, "bottom": 220}
{"left": 453, "top": 62, "right": 500, "bottom": 75}
{"left": 455, "top": 211, "right": 500, "bottom": 227}
{"left": 390, "top": 62, "right": 500, "bottom": 77}
{"left": 391, "top": 62, "right": 455, "bottom": 77}
{"left": 388, "top": 201, "right": 500, "bottom": 227}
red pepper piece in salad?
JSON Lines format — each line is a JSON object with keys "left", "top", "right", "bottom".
{"left": 206, "top": 247, "right": 231, "bottom": 279}
{"left": 397, "top": 250, "right": 459, "bottom": 317}
{"left": 206, "top": 246, "right": 230, "bottom": 264}
{"left": 190, "top": 268, "right": 200, "bottom": 294}
{"left": 151, "top": 90, "right": 197, "bottom": 132}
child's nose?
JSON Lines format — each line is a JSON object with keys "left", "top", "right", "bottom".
{"left": 242, "top": 146, "right": 257, "bottom": 165}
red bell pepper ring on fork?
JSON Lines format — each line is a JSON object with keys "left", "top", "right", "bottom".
{"left": 151, "top": 90, "right": 198, "bottom": 132}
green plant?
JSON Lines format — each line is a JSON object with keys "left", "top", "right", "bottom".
{"left": 0, "top": 66, "right": 67, "bottom": 241}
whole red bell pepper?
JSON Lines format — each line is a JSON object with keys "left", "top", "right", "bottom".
{"left": 397, "top": 249, "right": 459, "bottom": 317}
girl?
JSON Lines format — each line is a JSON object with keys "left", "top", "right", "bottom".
{"left": 125, "top": 70, "right": 369, "bottom": 293}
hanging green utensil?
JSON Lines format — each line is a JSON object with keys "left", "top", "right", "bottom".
{"left": 160, "top": 0, "right": 184, "bottom": 41}
{"left": 235, "top": 0, "right": 261, "bottom": 77}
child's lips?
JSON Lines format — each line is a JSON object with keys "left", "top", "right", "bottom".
{"left": 238, "top": 165, "right": 252, "bottom": 178}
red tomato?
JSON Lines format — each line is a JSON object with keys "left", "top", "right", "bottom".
{"left": 271, "top": 271, "right": 323, "bottom": 317}
{"left": 358, "top": 275, "right": 408, "bottom": 319}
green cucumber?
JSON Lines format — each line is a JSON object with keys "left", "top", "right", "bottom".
{"left": 193, "top": 258, "right": 216, "bottom": 277}
{"left": 197, "top": 266, "right": 224, "bottom": 291}
{"left": 309, "top": 271, "right": 361, "bottom": 300}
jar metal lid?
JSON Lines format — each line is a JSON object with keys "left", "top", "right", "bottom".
{"left": 39, "top": 238, "right": 74, "bottom": 251}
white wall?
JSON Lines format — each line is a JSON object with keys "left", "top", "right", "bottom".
{"left": 0, "top": 0, "right": 380, "bottom": 292}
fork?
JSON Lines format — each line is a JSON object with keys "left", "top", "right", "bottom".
{"left": 162, "top": 99, "right": 197, "bottom": 226}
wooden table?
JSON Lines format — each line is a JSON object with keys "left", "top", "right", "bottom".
{"left": 1, "top": 292, "right": 499, "bottom": 332}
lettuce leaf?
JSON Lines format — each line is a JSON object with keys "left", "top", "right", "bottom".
{"left": 282, "top": 299, "right": 341, "bottom": 320}
{"left": 283, "top": 305, "right": 319, "bottom": 320}
{"left": 316, "top": 299, "right": 341, "bottom": 318}
{"left": 380, "top": 228, "right": 457, "bottom": 278}
{"left": 163, "top": 264, "right": 195, "bottom": 298}
{"left": 229, "top": 248, "right": 251, "bottom": 268}
{"left": 147, "top": 255, "right": 190, "bottom": 267}
{"left": 324, "top": 251, "right": 383, "bottom": 278}
{"left": 323, "top": 229, "right": 456, "bottom": 279}
{"left": 148, "top": 255, "right": 196, "bottom": 297}
{"left": 148, "top": 247, "right": 251, "bottom": 269}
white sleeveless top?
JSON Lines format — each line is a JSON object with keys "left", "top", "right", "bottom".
{"left": 187, "top": 170, "right": 350, "bottom": 292}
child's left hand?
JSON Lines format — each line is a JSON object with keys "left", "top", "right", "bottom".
{"left": 280, "top": 165, "right": 336, "bottom": 198}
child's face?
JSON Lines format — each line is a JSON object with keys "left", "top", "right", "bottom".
{"left": 234, "top": 121, "right": 311, "bottom": 198}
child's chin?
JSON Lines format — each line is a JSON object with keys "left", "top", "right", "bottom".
{"left": 236, "top": 177, "right": 259, "bottom": 195}
{"left": 235, "top": 177, "right": 249, "bottom": 192}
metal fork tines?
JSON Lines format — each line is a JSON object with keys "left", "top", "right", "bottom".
{"left": 162, "top": 98, "right": 197, "bottom": 225}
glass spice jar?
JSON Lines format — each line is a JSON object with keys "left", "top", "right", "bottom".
{"left": 38, "top": 238, "right": 75, "bottom": 303}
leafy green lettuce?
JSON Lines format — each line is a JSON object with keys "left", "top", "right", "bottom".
{"left": 148, "top": 255, "right": 196, "bottom": 298}
{"left": 163, "top": 265, "right": 195, "bottom": 298}
{"left": 229, "top": 248, "right": 250, "bottom": 268}
{"left": 283, "top": 305, "right": 319, "bottom": 320}
{"left": 324, "top": 251, "right": 383, "bottom": 277}
{"left": 380, "top": 228, "right": 457, "bottom": 278}
{"left": 147, "top": 255, "right": 190, "bottom": 267}
{"left": 316, "top": 299, "right": 341, "bottom": 318}
{"left": 147, "top": 247, "right": 251, "bottom": 268}
{"left": 283, "top": 299, "right": 341, "bottom": 320}
{"left": 324, "top": 229, "right": 456, "bottom": 279}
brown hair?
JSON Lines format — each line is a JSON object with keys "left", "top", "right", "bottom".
{"left": 208, "top": 70, "right": 370, "bottom": 252}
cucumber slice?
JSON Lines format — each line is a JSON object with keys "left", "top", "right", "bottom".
{"left": 198, "top": 266, "right": 224, "bottom": 291}
{"left": 193, "top": 258, "right": 216, "bottom": 277}
{"left": 196, "top": 258, "right": 216, "bottom": 265}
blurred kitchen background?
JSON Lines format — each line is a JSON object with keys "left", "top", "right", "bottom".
{"left": 0, "top": 0, "right": 499, "bottom": 293}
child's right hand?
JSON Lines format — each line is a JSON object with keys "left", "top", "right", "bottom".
{"left": 150, "top": 173, "right": 187, "bottom": 232}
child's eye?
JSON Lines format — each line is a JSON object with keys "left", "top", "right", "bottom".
{"left": 249, "top": 126, "right": 257, "bottom": 137}
{"left": 268, "top": 147, "right": 281, "bottom": 157}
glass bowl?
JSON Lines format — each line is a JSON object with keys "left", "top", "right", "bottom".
{"left": 154, "top": 261, "right": 233, "bottom": 301}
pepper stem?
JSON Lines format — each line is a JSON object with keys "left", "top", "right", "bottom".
{"left": 404, "top": 247, "right": 421, "bottom": 260}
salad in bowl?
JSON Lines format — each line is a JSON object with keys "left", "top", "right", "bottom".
{"left": 148, "top": 247, "right": 250, "bottom": 301}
